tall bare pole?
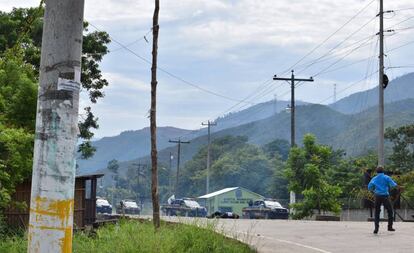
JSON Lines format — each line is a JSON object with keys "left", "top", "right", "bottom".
{"left": 28, "top": 1, "right": 84, "bottom": 252}
{"left": 274, "top": 70, "right": 313, "bottom": 206}
{"left": 378, "top": 0, "right": 385, "bottom": 167}
{"left": 150, "top": 0, "right": 160, "bottom": 229}
{"left": 202, "top": 121, "right": 217, "bottom": 194}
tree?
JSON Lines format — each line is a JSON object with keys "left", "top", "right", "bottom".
{"left": 262, "top": 139, "right": 290, "bottom": 160}
{"left": 285, "top": 134, "right": 343, "bottom": 219}
{"left": 385, "top": 124, "right": 414, "bottom": 173}
{"left": 178, "top": 136, "right": 278, "bottom": 198}
{"left": 0, "top": 7, "right": 111, "bottom": 158}
{"left": 150, "top": 0, "right": 161, "bottom": 229}
{"left": 0, "top": 53, "right": 36, "bottom": 209}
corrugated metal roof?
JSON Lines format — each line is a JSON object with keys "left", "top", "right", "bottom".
{"left": 197, "top": 187, "right": 239, "bottom": 199}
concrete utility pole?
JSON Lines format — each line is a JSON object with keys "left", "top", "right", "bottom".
{"left": 28, "top": 1, "right": 85, "bottom": 252}
{"left": 169, "top": 138, "right": 190, "bottom": 197}
{"left": 333, "top": 84, "right": 337, "bottom": 104}
{"left": 202, "top": 121, "right": 217, "bottom": 194}
{"left": 378, "top": 0, "right": 385, "bottom": 167}
{"left": 169, "top": 152, "right": 173, "bottom": 196}
{"left": 273, "top": 70, "right": 314, "bottom": 206}
{"left": 273, "top": 70, "right": 314, "bottom": 147}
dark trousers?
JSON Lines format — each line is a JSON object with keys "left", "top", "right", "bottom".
{"left": 374, "top": 195, "right": 393, "bottom": 228}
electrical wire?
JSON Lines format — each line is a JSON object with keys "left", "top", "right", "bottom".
{"left": 317, "top": 70, "right": 379, "bottom": 105}
{"left": 293, "top": 34, "right": 376, "bottom": 70}
{"left": 313, "top": 38, "right": 377, "bottom": 77}
{"left": 297, "top": 15, "right": 377, "bottom": 75}
{"left": 196, "top": 0, "right": 378, "bottom": 125}
{"left": 88, "top": 23, "right": 256, "bottom": 105}
{"left": 278, "top": 0, "right": 377, "bottom": 75}
{"left": 393, "top": 7, "right": 414, "bottom": 12}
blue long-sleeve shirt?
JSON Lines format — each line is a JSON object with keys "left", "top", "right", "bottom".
{"left": 368, "top": 172, "right": 397, "bottom": 196}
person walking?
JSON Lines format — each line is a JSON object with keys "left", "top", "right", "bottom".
{"left": 368, "top": 166, "right": 398, "bottom": 234}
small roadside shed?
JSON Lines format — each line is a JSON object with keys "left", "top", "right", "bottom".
{"left": 4, "top": 173, "right": 104, "bottom": 230}
{"left": 198, "top": 187, "right": 263, "bottom": 216}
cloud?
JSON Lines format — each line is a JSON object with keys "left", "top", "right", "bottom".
{"left": 2, "top": 0, "right": 414, "bottom": 137}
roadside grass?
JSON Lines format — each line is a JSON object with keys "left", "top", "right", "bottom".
{"left": 0, "top": 219, "right": 255, "bottom": 253}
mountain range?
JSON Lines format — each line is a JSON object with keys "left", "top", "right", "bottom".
{"left": 78, "top": 72, "right": 414, "bottom": 177}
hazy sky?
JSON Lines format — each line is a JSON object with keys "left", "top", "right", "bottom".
{"left": 1, "top": 0, "right": 414, "bottom": 137}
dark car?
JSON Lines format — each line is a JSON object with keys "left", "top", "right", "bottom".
{"left": 242, "top": 199, "right": 289, "bottom": 219}
{"left": 161, "top": 198, "right": 207, "bottom": 217}
{"left": 96, "top": 197, "right": 112, "bottom": 214}
{"left": 208, "top": 211, "right": 240, "bottom": 219}
{"left": 117, "top": 200, "right": 141, "bottom": 215}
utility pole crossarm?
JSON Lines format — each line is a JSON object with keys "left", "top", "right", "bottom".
{"left": 273, "top": 76, "right": 314, "bottom": 82}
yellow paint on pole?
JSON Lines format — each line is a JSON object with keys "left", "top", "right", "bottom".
{"left": 61, "top": 227, "right": 73, "bottom": 253}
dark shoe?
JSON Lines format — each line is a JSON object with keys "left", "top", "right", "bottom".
{"left": 388, "top": 227, "right": 395, "bottom": 232}
{"left": 373, "top": 228, "right": 379, "bottom": 234}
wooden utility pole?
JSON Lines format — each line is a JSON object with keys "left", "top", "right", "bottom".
{"left": 202, "top": 121, "right": 217, "bottom": 194}
{"left": 273, "top": 70, "right": 314, "bottom": 206}
{"left": 169, "top": 138, "right": 190, "bottom": 197}
{"left": 378, "top": 0, "right": 385, "bottom": 167}
{"left": 150, "top": 0, "right": 160, "bottom": 229}
{"left": 28, "top": 1, "right": 84, "bottom": 252}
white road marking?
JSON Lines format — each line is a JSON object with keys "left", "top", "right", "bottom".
{"left": 238, "top": 231, "right": 333, "bottom": 253}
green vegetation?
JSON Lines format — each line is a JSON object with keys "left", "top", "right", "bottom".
{"left": 385, "top": 124, "right": 414, "bottom": 173}
{"left": 0, "top": 220, "right": 255, "bottom": 253}
{"left": 285, "top": 134, "right": 342, "bottom": 218}
{"left": 0, "top": 6, "right": 110, "bottom": 210}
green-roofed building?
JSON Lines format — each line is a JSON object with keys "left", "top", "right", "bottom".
{"left": 198, "top": 187, "right": 263, "bottom": 216}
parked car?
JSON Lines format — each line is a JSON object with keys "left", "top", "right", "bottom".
{"left": 242, "top": 199, "right": 289, "bottom": 219}
{"left": 96, "top": 197, "right": 112, "bottom": 214}
{"left": 117, "top": 200, "right": 141, "bottom": 215}
{"left": 161, "top": 198, "right": 207, "bottom": 217}
{"left": 208, "top": 211, "right": 240, "bottom": 219}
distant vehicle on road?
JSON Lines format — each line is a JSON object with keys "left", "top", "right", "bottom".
{"left": 117, "top": 200, "right": 141, "bottom": 215}
{"left": 242, "top": 199, "right": 289, "bottom": 219}
{"left": 161, "top": 198, "right": 207, "bottom": 217}
{"left": 208, "top": 211, "right": 240, "bottom": 219}
{"left": 96, "top": 197, "right": 112, "bottom": 214}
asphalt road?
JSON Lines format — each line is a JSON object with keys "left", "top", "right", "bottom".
{"left": 161, "top": 217, "right": 414, "bottom": 253}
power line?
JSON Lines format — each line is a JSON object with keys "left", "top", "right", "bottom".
{"left": 193, "top": 0, "right": 378, "bottom": 125}
{"left": 393, "top": 25, "right": 414, "bottom": 31}
{"left": 293, "top": 34, "right": 376, "bottom": 70}
{"left": 386, "top": 15, "right": 414, "bottom": 29}
{"left": 110, "top": 29, "right": 152, "bottom": 53}
{"left": 297, "top": 15, "right": 377, "bottom": 75}
{"left": 313, "top": 37, "right": 378, "bottom": 77}
{"left": 88, "top": 23, "right": 255, "bottom": 105}
{"left": 317, "top": 70, "right": 379, "bottom": 105}
{"left": 280, "top": 0, "right": 376, "bottom": 74}
{"left": 393, "top": 7, "right": 414, "bottom": 12}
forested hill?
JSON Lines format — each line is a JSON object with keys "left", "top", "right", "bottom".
{"left": 77, "top": 99, "right": 306, "bottom": 174}
{"left": 77, "top": 127, "right": 194, "bottom": 174}
{"left": 101, "top": 99, "right": 414, "bottom": 180}
{"left": 330, "top": 72, "right": 414, "bottom": 114}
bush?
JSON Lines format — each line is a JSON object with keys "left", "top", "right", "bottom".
{"left": 0, "top": 220, "right": 255, "bottom": 253}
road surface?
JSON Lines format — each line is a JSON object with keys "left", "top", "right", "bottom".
{"left": 161, "top": 217, "right": 414, "bottom": 253}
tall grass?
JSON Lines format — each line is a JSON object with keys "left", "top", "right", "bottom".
{"left": 0, "top": 220, "right": 255, "bottom": 253}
